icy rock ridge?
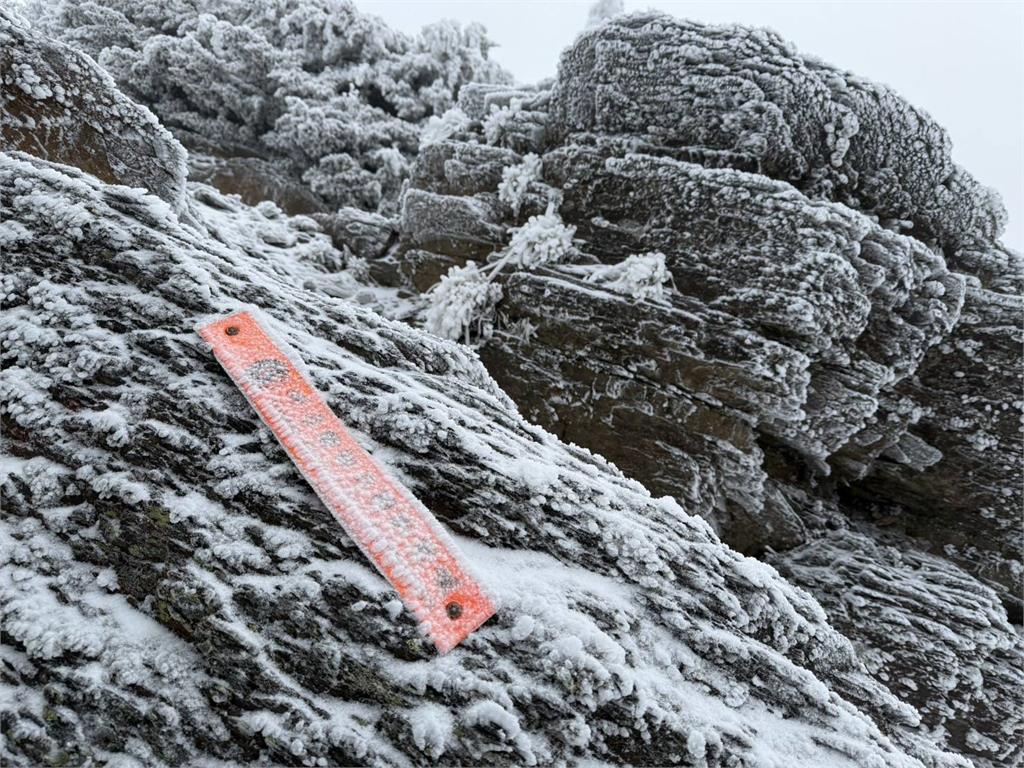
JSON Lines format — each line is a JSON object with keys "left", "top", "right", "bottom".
{"left": 394, "top": 12, "right": 1022, "bottom": 766}
{"left": 0, "top": 7, "right": 1020, "bottom": 768}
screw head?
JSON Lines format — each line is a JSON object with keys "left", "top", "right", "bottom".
{"left": 225, "top": 325, "right": 240, "bottom": 336}
{"left": 445, "top": 601, "right": 463, "bottom": 620}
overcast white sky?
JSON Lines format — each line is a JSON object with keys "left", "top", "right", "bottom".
{"left": 362, "top": 0, "right": 1023, "bottom": 251}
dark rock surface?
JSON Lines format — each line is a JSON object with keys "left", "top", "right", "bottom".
{"left": 188, "top": 154, "right": 326, "bottom": 217}
{"left": 0, "top": 9, "right": 187, "bottom": 211}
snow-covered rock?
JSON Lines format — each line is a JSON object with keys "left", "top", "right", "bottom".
{"left": 2, "top": 7, "right": 1020, "bottom": 768}
{"left": 2, "top": 150, "right": 967, "bottom": 766}
{"left": 775, "top": 526, "right": 1023, "bottom": 767}
{"left": 0, "top": 8, "right": 187, "bottom": 212}
{"left": 395, "top": 13, "right": 1023, "bottom": 766}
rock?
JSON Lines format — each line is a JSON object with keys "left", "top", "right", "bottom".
{"left": 4, "top": 6, "right": 1021, "bottom": 767}
{"left": 479, "top": 266, "right": 809, "bottom": 555}
{"left": 401, "top": 189, "right": 506, "bottom": 258}
{"left": 313, "top": 207, "right": 398, "bottom": 262}
{"left": 0, "top": 9, "right": 187, "bottom": 212}
{"left": 553, "top": 12, "right": 1006, "bottom": 254}
{"left": 774, "top": 525, "right": 1024, "bottom": 766}
{"left": 397, "top": 13, "right": 1023, "bottom": 766}
{"left": 1, "top": 151, "right": 960, "bottom": 767}
{"left": 188, "top": 154, "right": 325, "bottom": 217}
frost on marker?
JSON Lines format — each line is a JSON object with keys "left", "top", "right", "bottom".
{"left": 196, "top": 309, "right": 496, "bottom": 653}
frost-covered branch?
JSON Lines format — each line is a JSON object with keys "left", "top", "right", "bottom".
{"left": 423, "top": 204, "right": 576, "bottom": 342}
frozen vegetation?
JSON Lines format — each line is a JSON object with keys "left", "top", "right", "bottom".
{"left": 27, "top": 0, "right": 510, "bottom": 215}
{"left": 2, "top": 3, "right": 1022, "bottom": 768}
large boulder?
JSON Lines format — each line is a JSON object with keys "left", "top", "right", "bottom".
{"left": 0, "top": 9, "right": 187, "bottom": 212}
{"left": 553, "top": 13, "right": 1007, "bottom": 257}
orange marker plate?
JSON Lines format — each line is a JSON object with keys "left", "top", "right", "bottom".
{"left": 198, "top": 309, "right": 496, "bottom": 653}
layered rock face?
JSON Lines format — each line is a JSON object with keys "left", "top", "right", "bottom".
{"left": 397, "top": 12, "right": 1023, "bottom": 767}
{"left": 0, "top": 118, "right": 961, "bottom": 768}
{"left": 2, "top": 7, "right": 1022, "bottom": 768}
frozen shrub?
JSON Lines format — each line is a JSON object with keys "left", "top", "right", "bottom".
{"left": 497, "top": 153, "right": 542, "bottom": 216}
{"left": 424, "top": 204, "right": 576, "bottom": 344}
{"left": 505, "top": 204, "right": 576, "bottom": 269}
{"left": 420, "top": 107, "right": 471, "bottom": 148}
{"left": 423, "top": 261, "right": 503, "bottom": 343}
{"left": 482, "top": 100, "right": 520, "bottom": 146}
{"left": 32, "top": 0, "right": 511, "bottom": 213}
{"left": 586, "top": 0, "right": 625, "bottom": 28}
{"left": 585, "top": 251, "right": 670, "bottom": 302}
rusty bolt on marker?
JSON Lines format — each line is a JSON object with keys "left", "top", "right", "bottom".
{"left": 446, "top": 601, "right": 463, "bottom": 620}
{"left": 225, "top": 325, "right": 240, "bottom": 336}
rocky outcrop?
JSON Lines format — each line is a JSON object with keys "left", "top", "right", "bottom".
{"left": 395, "top": 13, "right": 1023, "bottom": 766}
{"left": 775, "top": 525, "right": 1023, "bottom": 767}
{"left": 553, "top": 14, "right": 1007, "bottom": 256}
{"left": 3, "top": 7, "right": 1021, "bottom": 768}
{"left": 0, "top": 9, "right": 187, "bottom": 212}
{"left": 3, "top": 149, "right": 976, "bottom": 767}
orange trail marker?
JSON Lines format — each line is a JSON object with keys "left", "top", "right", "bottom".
{"left": 197, "top": 309, "right": 496, "bottom": 653}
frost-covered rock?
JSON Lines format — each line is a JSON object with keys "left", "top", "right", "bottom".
{"left": 3, "top": 6, "right": 1021, "bottom": 768}
{"left": 554, "top": 13, "right": 1007, "bottom": 256}
{"left": 313, "top": 206, "right": 398, "bottom": 262}
{"left": 0, "top": 8, "right": 187, "bottom": 211}
{"left": 395, "top": 13, "right": 1022, "bottom": 767}
{"left": 775, "top": 525, "right": 1024, "bottom": 767}
{"left": 1, "top": 151, "right": 966, "bottom": 767}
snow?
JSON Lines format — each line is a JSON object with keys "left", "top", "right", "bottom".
{"left": 505, "top": 204, "right": 576, "bottom": 269}
{"left": 423, "top": 260, "right": 503, "bottom": 343}
{"left": 420, "top": 106, "right": 471, "bottom": 147}
{"left": 583, "top": 251, "right": 671, "bottom": 302}
{"left": 498, "top": 152, "right": 543, "bottom": 215}
{"left": 510, "top": 614, "right": 536, "bottom": 641}
{"left": 407, "top": 703, "right": 453, "bottom": 759}
{"left": 510, "top": 456, "right": 560, "bottom": 494}
{"left": 687, "top": 728, "right": 707, "bottom": 760}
